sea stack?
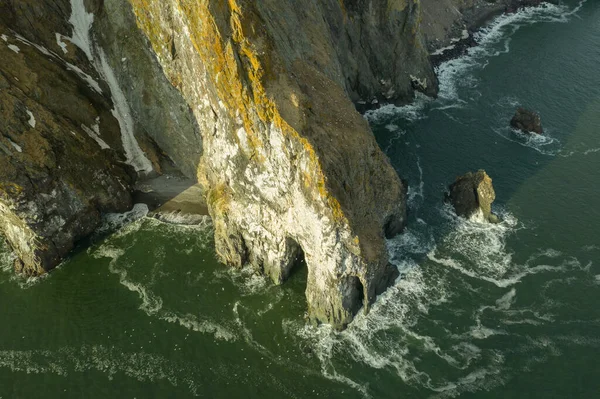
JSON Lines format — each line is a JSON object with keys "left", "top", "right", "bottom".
{"left": 510, "top": 107, "right": 544, "bottom": 134}
{"left": 447, "top": 170, "right": 500, "bottom": 223}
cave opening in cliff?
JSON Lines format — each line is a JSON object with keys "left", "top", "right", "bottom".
{"left": 347, "top": 276, "right": 365, "bottom": 316}
{"left": 284, "top": 239, "right": 308, "bottom": 295}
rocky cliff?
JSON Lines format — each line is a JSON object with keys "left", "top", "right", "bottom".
{"left": 0, "top": 0, "right": 539, "bottom": 327}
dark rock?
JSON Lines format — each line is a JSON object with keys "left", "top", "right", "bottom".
{"left": 511, "top": 107, "right": 544, "bottom": 134}
{"left": 447, "top": 170, "right": 500, "bottom": 223}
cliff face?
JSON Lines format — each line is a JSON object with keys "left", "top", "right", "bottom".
{"left": 1, "top": 0, "right": 442, "bottom": 326}
{"left": 0, "top": 3, "right": 134, "bottom": 275}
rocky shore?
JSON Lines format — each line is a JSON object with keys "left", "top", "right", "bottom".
{"left": 0, "top": 0, "right": 552, "bottom": 328}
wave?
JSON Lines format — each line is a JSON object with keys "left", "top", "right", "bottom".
{"left": 292, "top": 196, "right": 598, "bottom": 398}
{"left": 0, "top": 345, "right": 204, "bottom": 395}
{"left": 91, "top": 218, "right": 236, "bottom": 342}
{"left": 366, "top": 1, "right": 587, "bottom": 122}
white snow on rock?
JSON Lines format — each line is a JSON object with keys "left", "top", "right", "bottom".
{"left": 81, "top": 123, "right": 110, "bottom": 150}
{"left": 1, "top": 34, "right": 7, "bottom": 42}
{"left": 8, "top": 139, "right": 22, "bottom": 153}
{"left": 55, "top": 33, "right": 68, "bottom": 54}
{"left": 26, "top": 110, "right": 36, "bottom": 128}
{"left": 68, "top": 0, "right": 153, "bottom": 174}
{"left": 8, "top": 44, "right": 20, "bottom": 53}
{"left": 68, "top": 0, "right": 94, "bottom": 61}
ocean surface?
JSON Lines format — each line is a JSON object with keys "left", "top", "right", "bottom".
{"left": 1, "top": 1, "right": 598, "bottom": 397}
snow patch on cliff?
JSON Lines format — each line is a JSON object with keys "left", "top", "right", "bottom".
{"left": 68, "top": 0, "right": 153, "bottom": 174}
{"left": 26, "top": 110, "right": 36, "bottom": 128}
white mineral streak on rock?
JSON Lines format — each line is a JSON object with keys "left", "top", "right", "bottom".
{"left": 55, "top": 33, "right": 68, "bottom": 54}
{"left": 81, "top": 124, "right": 110, "bottom": 149}
{"left": 8, "top": 139, "right": 22, "bottom": 153}
{"left": 26, "top": 110, "right": 36, "bottom": 128}
{"left": 68, "top": 0, "right": 153, "bottom": 174}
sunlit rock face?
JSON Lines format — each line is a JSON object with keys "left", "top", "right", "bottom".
{"left": 124, "top": 0, "right": 421, "bottom": 328}
{"left": 0, "top": 0, "right": 438, "bottom": 327}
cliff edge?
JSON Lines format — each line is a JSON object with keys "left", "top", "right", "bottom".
{"left": 0, "top": 0, "right": 493, "bottom": 327}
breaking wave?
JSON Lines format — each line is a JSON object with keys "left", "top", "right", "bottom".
{"left": 293, "top": 198, "right": 596, "bottom": 397}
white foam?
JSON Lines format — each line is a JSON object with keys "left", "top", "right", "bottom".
{"left": 493, "top": 125, "right": 562, "bottom": 156}
{"left": 364, "top": 92, "right": 431, "bottom": 123}
{"left": 0, "top": 345, "right": 202, "bottom": 394}
{"left": 407, "top": 156, "right": 425, "bottom": 207}
{"left": 151, "top": 211, "right": 211, "bottom": 226}
{"left": 97, "top": 203, "right": 149, "bottom": 235}
{"left": 92, "top": 217, "right": 234, "bottom": 341}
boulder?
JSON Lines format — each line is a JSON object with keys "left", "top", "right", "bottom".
{"left": 447, "top": 170, "right": 500, "bottom": 223}
{"left": 510, "top": 107, "right": 543, "bottom": 134}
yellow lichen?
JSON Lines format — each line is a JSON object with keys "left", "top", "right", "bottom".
{"left": 129, "top": 0, "right": 349, "bottom": 225}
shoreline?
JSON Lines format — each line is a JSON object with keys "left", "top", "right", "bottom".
{"left": 429, "top": 1, "right": 555, "bottom": 67}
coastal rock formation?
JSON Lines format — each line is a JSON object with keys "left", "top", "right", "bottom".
{"left": 447, "top": 171, "right": 500, "bottom": 223}
{"left": 421, "top": 0, "right": 550, "bottom": 63}
{"left": 0, "top": 0, "right": 433, "bottom": 328}
{"left": 126, "top": 0, "right": 416, "bottom": 328}
{"left": 0, "top": 0, "right": 545, "bottom": 327}
{"left": 511, "top": 107, "right": 544, "bottom": 134}
{"left": 0, "top": 28, "right": 134, "bottom": 275}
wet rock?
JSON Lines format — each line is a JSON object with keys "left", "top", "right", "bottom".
{"left": 447, "top": 170, "right": 500, "bottom": 223}
{"left": 511, "top": 107, "right": 544, "bottom": 134}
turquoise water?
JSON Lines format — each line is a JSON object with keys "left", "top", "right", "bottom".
{"left": 1, "top": 1, "right": 599, "bottom": 397}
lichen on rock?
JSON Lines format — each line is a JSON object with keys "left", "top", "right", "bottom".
{"left": 0, "top": 25, "right": 134, "bottom": 275}
{"left": 447, "top": 170, "right": 500, "bottom": 224}
{"left": 126, "top": 0, "right": 412, "bottom": 328}
{"left": 0, "top": 0, "right": 446, "bottom": 328}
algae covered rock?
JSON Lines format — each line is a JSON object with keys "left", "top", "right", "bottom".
{"left": 447, "top": 170, "right": 499, "bottom": 223}
{"left": 511, "top": 107, "right": 544, "bottom": 134}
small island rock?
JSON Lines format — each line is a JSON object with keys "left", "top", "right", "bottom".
{"left": 447, "top": 170, "right": 500, "bottom": 223}
{"left": 510, "top": 107, "right": 543, "bottom": 134}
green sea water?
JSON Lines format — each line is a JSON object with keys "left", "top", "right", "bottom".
{"left": 1, "top": 1, "right": 599, "bottom": 397}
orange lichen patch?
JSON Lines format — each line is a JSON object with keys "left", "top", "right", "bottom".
{"left": 0, "top": 182, "right": 23, "bottom": 197}
{"left": 128, "top": 0, "right": 350, "bottom": 225}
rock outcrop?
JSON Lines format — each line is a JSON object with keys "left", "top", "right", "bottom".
{"left": 126, "top": 0, "right": 415, "bottom": 328}
{"left": 447, "top": 170, "right": 500, "bottom": 223}
{"left": 1, "top": 0, "right": 541, "bottom": 327}
{"left": 511, "top": 107, "right": 544, "bottom": 134}
{"left": 0, "top": 0, "right": 428, "bottom": 328}
{"left": 0, "top": 27, "right": 134, "bottom": 275}
{"left": 421, "top": 0, "right": 550, "bottom": 63}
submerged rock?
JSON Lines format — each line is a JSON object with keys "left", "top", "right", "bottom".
{"left": 447, "top": 171, "right": 500, "bottom": 223}
{"left": 510, "top": 107, "right": 544, "bottom": 134}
